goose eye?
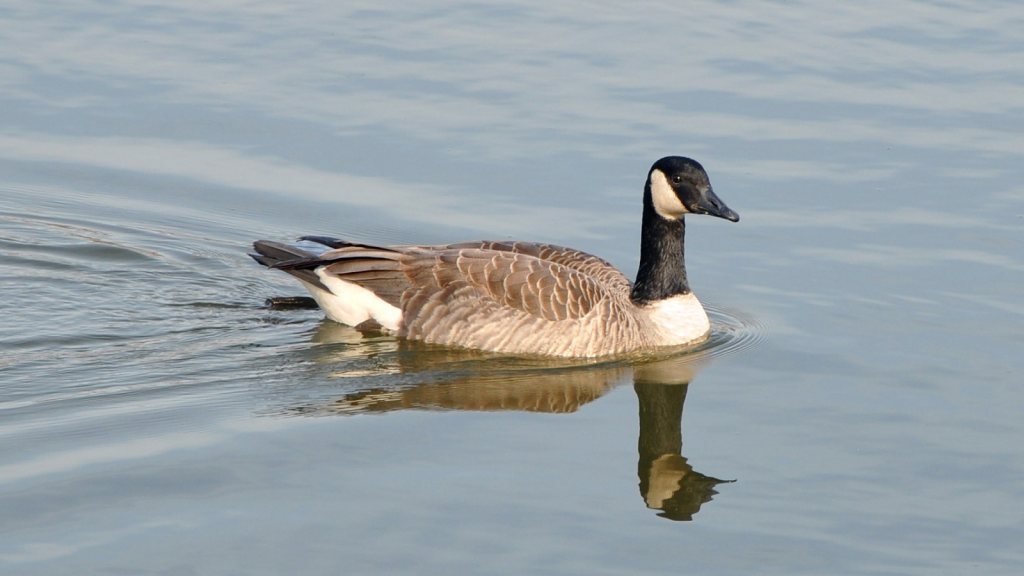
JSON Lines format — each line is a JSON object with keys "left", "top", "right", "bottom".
{"left": 671, "top": 175, "right": 683, "bottom": 184}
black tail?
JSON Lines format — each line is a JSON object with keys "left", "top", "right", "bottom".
{"left": 250, "top": 240, "right": 328, "bottom": 291}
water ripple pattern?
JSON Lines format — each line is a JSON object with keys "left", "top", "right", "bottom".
{"left": 701, "top": 302, "right": 773, "bottom": 360}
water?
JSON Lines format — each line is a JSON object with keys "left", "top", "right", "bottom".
{"left": 2, "top": 1, "right": 1023, "bottom": 574}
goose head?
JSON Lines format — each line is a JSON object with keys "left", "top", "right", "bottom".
{"left": 646, "top": 156, "right": 739, "bottom": 223}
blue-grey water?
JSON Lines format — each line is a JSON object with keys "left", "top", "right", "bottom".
{"left": 2, "top": 1, "right": 1023, "bottom": 574}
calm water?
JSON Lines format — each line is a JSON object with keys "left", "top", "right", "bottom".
{"left": 2, "top": 1, "right": 1024, "bottom": 574}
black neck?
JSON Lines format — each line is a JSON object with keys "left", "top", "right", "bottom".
{"left": 630, "top": 203, "right": 690, "bottom": 305}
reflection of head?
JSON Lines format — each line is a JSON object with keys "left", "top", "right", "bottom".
{"left": 640, "top": 453, "right": 732, "bottom": 521}
{"left": 635, "top": 382, "right": 732, "bottom": 521}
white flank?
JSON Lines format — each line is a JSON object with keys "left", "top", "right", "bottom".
{"left": 649, "top": 169, "right": 688, "bottom": 219}
{"left": 644, "top": 293, "right": 710, "bottom": 345}
{"left": 298, "top": 270, "right": 403, "bottom": 330}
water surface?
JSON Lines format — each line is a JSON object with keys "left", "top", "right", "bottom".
{"left": 2, "top": 1, "right": 1024, "bottom": 574}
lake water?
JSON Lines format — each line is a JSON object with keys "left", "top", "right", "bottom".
{"left": 2, "top": 1, "right": 1023, "bottom": 574}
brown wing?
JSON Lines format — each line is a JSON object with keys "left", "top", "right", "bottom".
{"left": 398, "top": 246, "right": 624, "bottom": 322}
{"left": 438, "top": 241, "right": 632, "bottom": 297}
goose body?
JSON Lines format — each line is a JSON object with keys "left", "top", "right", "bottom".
{"left": 251, "top": 156, "right": 738, "bottom": 357}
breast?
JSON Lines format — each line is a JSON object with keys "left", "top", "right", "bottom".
{"left": 641, "top": 293, "right": 711, "bottom": 346}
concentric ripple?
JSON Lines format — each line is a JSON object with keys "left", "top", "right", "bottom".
{"left": 698, "top": 301, "right": 772, "bottom": 360}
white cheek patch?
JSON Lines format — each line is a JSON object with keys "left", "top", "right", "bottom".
{"left": 649, "top": 169, "right": 689, "bottom": 219}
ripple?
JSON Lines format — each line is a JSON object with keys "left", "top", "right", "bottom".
{"left": 698, "top": 302, "right": 772, "bottom": 360}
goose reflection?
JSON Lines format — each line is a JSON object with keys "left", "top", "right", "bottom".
{"left": 634, "top": 360, "right": 734, "bottom": 521}
{"left": 286, "top": 322, "right": 733, "bottom": 520}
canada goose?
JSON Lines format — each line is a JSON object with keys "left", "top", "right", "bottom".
{"left": 251, "top": 156, "right": 739, "bottom": 357}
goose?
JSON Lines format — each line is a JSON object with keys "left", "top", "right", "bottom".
{"left": 250, "top": 156, "right": 739, "bottom": 357}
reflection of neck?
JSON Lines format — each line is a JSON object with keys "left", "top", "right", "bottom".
{"left": 636, "top": 382, "right": 690, "bottom": 511}
{"left": 634, "top": 381, "right": 733, "bottom": 521}
{"left": 631, "top": 202, "right": 690, "bottom": 304}
{"left": 636, "top": 382, "right": 688, "bottom": 461}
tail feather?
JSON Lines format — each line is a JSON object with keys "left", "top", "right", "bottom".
{"left": 251, "top": 240, "right": 315, "bottom": 263}
{"left": 252, "top": 239, "right": 414, "bottom": 310}
{"left": 298, "top": 235, "right": 388, "bottom": 251}
{"left": 251, "top": 240, "right": 328, "bottom": 291}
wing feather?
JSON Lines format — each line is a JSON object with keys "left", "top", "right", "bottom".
{"left": 430, "top": 247, "right": 610, "bottom": 321}
{"left": 441, "top": 240, "right": 631, "bottom": 297}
